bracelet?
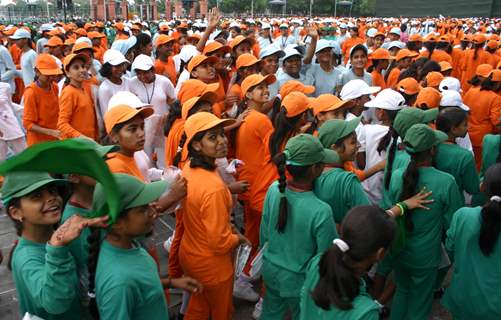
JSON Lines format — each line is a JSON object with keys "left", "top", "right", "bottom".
{"left": 396, "top": 203, "right": 405, "bottom": 216}
{"left": 385, "top": 209, "right": 396, "bottom": 217}
{"left": 399, "top": 201, "right": 409, "bottom": 211}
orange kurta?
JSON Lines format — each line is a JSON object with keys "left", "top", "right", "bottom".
{"left": 371, "top": 70, "right": 387, "bottom": 89}
{"left": 93, "top": 45, "right": 106, "bottom": 63}
{"left": 106, "top": 152, "right": 145, "bottom": 181}
{"left": 154, "top": 57, "right": 177, "bottom": 86}
{"left": 22, "top": 82, "right": 60, "bottom": 146}
{"left": 451, "top": 47, "right": 464, "bottom": 79}
{"left": 386, "top": 67, "right": 401, "bottom": 89}
{"left": 164, "top": 118, "right": 185, "bottom": 166}
{"left": 460, "top": 48, "right": 492, "bottom": 92}
{"left": 57, "top": 84, "right": 98, "bottom": 140}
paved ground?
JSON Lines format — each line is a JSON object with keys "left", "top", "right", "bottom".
{"left": 0, "top": 207, "right": 451, "bottom": 320}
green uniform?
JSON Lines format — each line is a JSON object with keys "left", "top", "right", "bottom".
{"left": 387, "top": 166, "right": 462, "bottom": 320}
{"left": 435, "top": 142, "right": 480, "bottom": 204}
{"left": 260, "top": 181, "right": 338, "bottom": 319}
{"left": 11, "top": 237, "right": 82, "bottom": 319}
{"left": 380, "top": 149, "right": 410, "bottom": 209}
{"left": 442, "top": 206, "right": 501, "bottom": 320}
{"left": 95, "top": 239, "right": 169, "bottom": 320}
{"left": 473, "top": 134, "right": 500, "bottom": 206}
{"left": 314, "top": 167, "right": 370, "bottom": 224}
{"left": 299, "top": 254, "right": 380, "bottom": 320}
{"left": 61, "top": 203, "right": 91, "bottom": 273}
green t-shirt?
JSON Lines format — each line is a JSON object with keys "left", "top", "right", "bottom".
{"left": 380, "top": 149, "right": 410, "bottom": 209}
{"left": 387, "top": 166, "right": 462, "bottom": 269}
{"left": 435, "top": 143, "right": 480, "bottom": 204}
{"left": 479, "top": 134, "right": 500, "bottom": 180}
{"left": 314, "top": 168, "right": 370, "bottom": 224}
{"left": 62, "top": 203, "right": 91, "bottom": 272}
{"left": 300, "top": 254, "right": 380, "bottom": 320}
{"left": 442, "top": 206, "right": 501, "bottom": 320}
{"left": 260, "top": 181, "right": 338, "bottom": 297}
{"left": 12, "top": 237, "right": 82, "bottom": 319}
{"left": 95, "top": 240, "right": 169, "bottom": 320}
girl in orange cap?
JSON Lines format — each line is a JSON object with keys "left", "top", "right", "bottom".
{"left": 396, "top": 77, "right": 421, "bottom": 106}
{"left": 228, "top": 53, "right": 261, "bottom": 113}
{"left": 368, "top": 48, "right": 391, "bottom": 89}
{"left": 23, "top": 54, "right": 62, "bottom": 146}
{"left": 57, "top": 53, "right": 99, "bottom": 141}
{"left": 386, "top": 49, "right": 418, "bottom": 89}
{"left": 180, "top": 112, "right": 250, "bottom": 320}
{"left": 154, "top": 34, "right": 177, "bottom": 85}
{"left": 467, "top": 64, "right": 494, "bottom": 92}
{"left": 460, "top": 34, "right": 491, "bottom": 92}
{"left": 463, "top": 70, "right": 501, "bottom": 169}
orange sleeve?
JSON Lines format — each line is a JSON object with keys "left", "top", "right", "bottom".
{"left": 386, "top": 68, "right": 400, "bottom": 89}
{"left": 57, "top": 88, "right": 81, "bottom": 139}
{"left": 22, "top": 87, "right": 37, "bottom": 130}
{"left": 201, "top": 190, "right": 239, "bottom": 255}
{"left": 489, "top": 95, "right": 501, "bottom": 128}
{"left": 344, "top": 161, "right": 366, "bottom": 181}
{"left": 168, "top": 209, "right": 185, "bottom": 278}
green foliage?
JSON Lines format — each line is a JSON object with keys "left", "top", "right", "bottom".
{"left": 358, "top": 0, "right": 375, "bottom": 16}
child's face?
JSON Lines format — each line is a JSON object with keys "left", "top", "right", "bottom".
{"left": 399, "top": 57, "right": 412, "bottom": 69}
{"left": 283, "top": 56, "right": 302, "bottom": 76}
{"left": 136, "top": 68, "right": 155, "bottom": 84}
{"left": 9, "top": 185, "right": 63, "bottom": 227}
{"left": 261, "top": 54, "right": 279, "bottom": 75}
{"left": 117, "top": 204, "right": 156, "bottom": 236}
{"left": 67, "top": 59, "right": 89, "bottom": 83}
{"left": 316, "top": 48, "right": 333, "bottom": 64}
{"left": 112, "top": 116, "right": 145, "bottom": 153}
{"left": 247, "top": 82, "right": 270, "bottom": 104}
{"left": 334, "top": 133, "right": 360, "bottom": 162}
{"left": 192, "top": 125, "right": 228, "bottom": 159}
{"left": 192, "top": 62, "right": 216, "bottom": 82}
{"left": 157, "top": 42, "right": 174, "bottom": 57}
{"left": 234, "top": 42, "right": 252, "bottom": 57}
{"left": 351, "top": 50, "right": 367, "bottom": 69}
{"left": 111, "top": 63, "right": 126, "bottom": 79}
{"left": 452, "top": 118, "right": 468, "bottom": 138}
{"left": 239, "top": 64, "right": 259, "bottom": 79}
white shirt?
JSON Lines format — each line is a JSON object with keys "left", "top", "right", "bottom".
{"left": 36, "top": 37, "right": 48, "bottom": 54}
{"left": 457, "top": 133, "right": 473, "bottom": 153}
{"left": 0, "top": 45, "right": 16, "bottom": 92}
{"left": 20, "top": 49, "right": 37, "bottom": 87}
{"left": 174, "top": 69, "right": 191, "bottom": 97}
{"left": 129, "top": 74, "right": 175, "bottom": 115}
{"left": 0, "top": 83, "right": 24, "bottom": 141}
{"left": 359, "top": 124, "right": 391, "bottom": 204}
{"left": 273, "top": 35, "right": 297, "bottom": 50}
{"left": 98, "top": 77, "right": 130, "bottom": 117}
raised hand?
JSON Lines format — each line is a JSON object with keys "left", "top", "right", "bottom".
{"left": 49, "top": 215, "right": 109, "bottom": 247}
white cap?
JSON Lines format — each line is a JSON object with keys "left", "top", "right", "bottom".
{"left": 9, "top": 29, "right": 31, "bottom": 40}
{"left": 439, "top": 77, "right": 462, "bottom": 93}
{"left": 347, "top": 22, "right": 356, "bottom": 28}
{"left": 103, "top": 49, "right": 129, "bottom": 66}
{"left": 366, "top": 28, "right": 378, "bottom": 38}
{"left": 282, "top": 47, "right": 302, "bottom": 61}
{"left": 259, "top": 45, "right": 285, "bottom": 59}
{"left": 440, "top": 90, "right": 470, "bottom": 111}
{"left": 40, "top": 23, "right": 53, "bottom": 32}
{"left": 261, "top": 22, "right": 271, "bottom": 29}
{"left": 387, "top": 40, "right": 406, "bottom": 49}
{"left": 364, "top": 89, "right": 405, "bottom": 110}
{"left": 111, "top": 36, "right": 137, "bottom": 56}
{"left": 389, "top": 27, "right": 401, "bottom": 36}
{"left": 229, "top": 21, "right": 240, "bottom": 28}
{"left": 75, "top": 36, "right": 92, "bottom": 46}
{"left": 340, "top": 79, "right": 381, "bottom": 100}
{"left": 315, "top": 39, "right": 335, "bottom": 54}
{"left": 178, "top": 44, "right": 200, "bottom": 63}
{"left": 339, "top": 22, "right": 347, "bottom": 29}
{"left": 279, "top": 23, "right": 288, "bottom": 29}
{"left": 131, "top": 54, "right": 154, "bottom": 71}
{"left": 108, "top": 91, "right": 152, "bottom": 110}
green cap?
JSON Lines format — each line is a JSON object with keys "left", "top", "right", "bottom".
{"left": 318, "top": 117, "right": 361, "bottom": 149}
{"left": 91, "top": 173, "right": 168, "bottom": 223}
{"left": 403, "top": 124, "right": 448, "bottom": 153}
{"left": 284, "top": 134, "right": 339, "bottom": 166}
{"left": 394, "top": 108, "right": 439, "bottom": 138}
{"left": 71, "top": 137, "right": 119, "bottom": 158}
{"left": 1, "top": 171, "right": 67, "bottom": 207}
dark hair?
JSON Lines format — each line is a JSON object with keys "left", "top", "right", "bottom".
{"left": 399, "top": 148, "right": 432, "bottom": 231}
{"left": 187, "top": 130, "right": 217, "bottom": 170}
{"left": 350, "top": 44, "right": 368, "bottom": 59}
{"left": 397, "top": 68, "right": 418, "bottom": 82}
{"left": 436, "top": 107, "right": 467, "bottom": 134}
{"left": 401, "top": 92, "right": 418, "bottom": 106}
{"left": 423, "top": 41, "right": 436, "bottom": 59}
{"left": 418, "top": 60, "right": 441, "bottom": 82}
{"left": 468, "top": 75, "right": 483, "bottom": 87}
{"left": 406, "top": 41, "right": 421, "bottom": 52}
{"left": 6, "top": 198, "right": 22, "bottom": 271}
{"left": 269, "top": 107, "right": 303, "bottom": 159}
{"left": 311, "top": 205, "right": 395, "bottom": 310}
{"left": 164, "top": 100, "right": 182, "bottom": 136}
{"left": 479, "top": 164, "right": 501, "bottom": 256}
{"left": 436, "top": 41, "right": 451, "bottom": 53}
{"left": 87, "top": 227, "right": 101, "bottom": 318}
{"left": 376, "top": 110, "right": 399, "bottom": 155}
{"left": 473, "top": 42, "right": 484, "bottom": 60}
{"left": 367, "top": 59, "right": 386, "bottom": 73}
{"left": 384, "top": 129, "right": 400, "bottom": 190}
{"left": 480, "top": 77, "right": 497, "bottom": 91}
{"left": 99, "top": 62, "right": 113, "bottom": 79}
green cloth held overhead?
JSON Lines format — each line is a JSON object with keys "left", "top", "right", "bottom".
{"left": 0, "top": 138, "right": 121, "bottom": 223}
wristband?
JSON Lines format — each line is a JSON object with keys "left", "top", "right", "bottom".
{"left": 396, "top": 203, "right": 405, "bottom": 216}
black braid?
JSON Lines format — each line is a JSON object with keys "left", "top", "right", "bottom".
{"left": 384, "top": 136, "right": 399, "bottom": 190}
{"left": 274, "top": 153, "right": 289, "bottom": 233}
{"left": 173, "top": 133, "right": 187, "bottom": 167}
{"left": 87, "top": 227, "right": 102, "bottom": 319}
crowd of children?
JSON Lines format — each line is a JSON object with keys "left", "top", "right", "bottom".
{"left": 0, "top": 10, "right": 501, "bottom": 320}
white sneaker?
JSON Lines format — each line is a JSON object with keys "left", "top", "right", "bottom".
{"left": 252, "top": 298, "right": 263, "bottom": 319}
{"left": 233, "top": 278, "right": 259, "bottom": 302}
{"left": 163, "top": 232, "right": 175, "bottom": 253}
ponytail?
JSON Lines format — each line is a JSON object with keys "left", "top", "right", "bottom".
{"left": 384, "top": 133, "right": 399, "bottom": 189}
{"left": 5, "top": 198, "right": 22, "bottom": 271}
{"left": 269, "top": 107, "right": 303, "bottom": 159}
{"left": 274, "top": 153, "right": 289, "bottom": 233}
{"left": 473, "top": 43, "right": 483, "bottom": 60}
{"left": 479, "top": 164, "right": 501, "bottom": 256}
{"left": 87, "top": 227, "right": 102, "bottom": 319}
{"left": 172, "top": 133, "right": 187, "bottom": 167}
{"left": 164, "top": 100, "right": 182, "bottom": 136}
{"left": 399, "top": 152, "right": 421, "bottom": 232}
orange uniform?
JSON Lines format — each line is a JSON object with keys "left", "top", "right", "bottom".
{"left": 154, "top": 57, "right": 177, "bottom": 86}
{"left": 371, "top": 70, "right": 387, "bottom": 89}
{"left": 420, "top": 49, "right": 453, "bottom": 64}
{"left": 106, "top": 152, "right": 145, "bottom": 181}
{"left": 180, "top": 162, "right": 238, "bottom": 320}
{"left": 451, "top": 47, "right": 464, "bottom": 79}
{"left": 22, "top": 82, "right": 60, "bottom": 146}
{"left": 460, "top": 48, "right": 491, "bottom": 92}
{"left": 57, "top": 84, "right": 98, "bottom": 140}
{"left": 386, "top": 67, "right": 401, "bottom": 89}
{"left": 93, "top": 45, "right": 106, "bottom": 63}
{"left": 463, "top": 87, "right": 501, "bottom": 169}
{"left": 164, "top": 118, "right": 185, "bottom": 166}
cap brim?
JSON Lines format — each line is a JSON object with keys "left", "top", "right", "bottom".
{"left": 363, "top": 86, "right": 381, "bottom": 95}
{"left": 341, "top": 116, "right": 361, "bottom": 139}
{"left": 96, "top": 144, "right": 120, "bottom": 157}
{"left": 186, "top": 118, "right": 236, "bottom": 146}
{"left": 433, "top": 130, "right": 448, "bottom": 146}
{"left": 303, "top": 85, "right": 315, "bottom": 94}
{"left": 109, "top": 59, "right": 130, "bottom": 66}
{"left": 7, "top": 178, "right": 68, "bottom": 205}
{"left": 422, "top": 108, "right": 439, "bottom": 122}
{"left": 38, "top": 68, "right": 63, "bottom": 76}
{"left": 321, "top": 148, "right": 340, "bottom": 164}
{"left": 126, "top": 180, "right": 168, "bottom": 209}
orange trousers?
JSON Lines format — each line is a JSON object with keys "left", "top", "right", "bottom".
{"left": 184, "top": 277, "right": 234, "bottom": 320}
{"left": 242, "top": 202, "right": 262, "bottom": 275}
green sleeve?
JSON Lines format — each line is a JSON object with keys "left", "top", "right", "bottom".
{"left": 20, "top": 245, "right": 78, "bottom": 314}
{"left": 347, "top": 176, "right": 371, "bottom": 208}
{"left": 445, "top": 209, "right": 460, "bottom": 259}
{"left": 314, "top": 209, "right": 338, "bottom": 254}
{"left": 259, "top": 187, "right": 273, "bottom": 247}
{"left": 98, "top": 285, "right": 134, "bottom": 320}
{"left": 461, "top": 154, "right": 480, "bottom": 195}
{"left": 442, "top": 179, "right": 463, "bottom": 232}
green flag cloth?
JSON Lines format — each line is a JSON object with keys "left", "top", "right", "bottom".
{"left": 0, "top": 138, "right": 120, "bottom": 223}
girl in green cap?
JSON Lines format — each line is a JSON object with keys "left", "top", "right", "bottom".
{"left": 387, "top": 123, "right": 463, "bottom": 320}
{"left": 2, "top": 171, "right": 109, "bottom": 320}
{"left": 86, "top": 173, "right": 201, "bottom": 320}
{"left": 299, "top": 205, "right": 396, "bottom": 320}
{"left": 260, "top": 133, "right": 338, "bottom": 319}
{"left": 442, "top": 163, "right": 501, "bottom": 320}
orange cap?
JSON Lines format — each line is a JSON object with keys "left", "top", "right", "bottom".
{"left": 44, "top": 36, "right": 64, "bottom": 47}
{"left": 48, "top": 28, "right": 63, "bottom": 36}
{"left": 75, "top": 28, "right": 87, "bottom": 36}
{"left": 177, "top": 22, "right": 189, "bottom": 29}
{"left": 230, "top": 35, "right": 255, "bottom": 50}
{"left": 369, "top": 48, "right": 392, "bottom": 60}
{"left": 425, "top": 71, "right": 444, "bottom": 88}
{"left": 396, "top": 77, "right": 421, "bottom": 95}
{"left": 159, "top": 24, "right": 170, "bottom": 32}
{"left": 35, "top": 54, "right": 62, "bottom": 76}
{"left": 415, "top": 87, "right": 441, "bottom": 109}
{"left": 490, "top": 34, "right": 500, "bottom": 41}
{"left": 395, "top": 49, "right": 418, "bottom": 61}
{"left": 424, "top": 33, "right": 437, "bottom": 42}
{"left": 155, "top": 34, "right": 175, "bottom": 47}
{"left": 491, "top": 69, "right": 501, "bottom": 82}
{"left": 187, "top": 55, "right": 218, "bottom": 73}
{"left": 374, "top": 32, "right": 386, "bottom": 38}
{"left": 187, "top": 34, "right": 201, "bottom": 42}
{"left": 88, "top": 31, "right": 104, "bottom": 39}
{"left": 461, "top": 34, "right": 472, "bottom": 42}
{"left": 476, "top": 64, "right": 493, "bottom": 77}
{"left": 486, "top": 40, "right": 499, "bottom": 50}
{"left": 63, "top": 53, "right": 90, "bottom": 71}
{"left": 2, "top": 27, "right": 17, "bottom": 36}
{"left": 177, "top": 79, "right": 219, "bottom": 104}
{"left": 96, "top": 21, "right": 105, "bottom": 28}
{"left": 72, "top": 41, "right": 93, "bottom": 53}
{"left": 114, "top": 22, "right": 125, "bottom": 31}
{"left": 104, "top": 104, "right": 154, "bottom": 134}
{"left": 279, "top": 80, "right": 315, "bottom": 98}
{"left": 282, "top": 91, "right": 311, "bottom": 117}
{"left": 236, "top": 53, "right": 260, "bottom": 69}
{"left": 439, "top": 61, "right": 453, "bottom": 72}
{"left": 473, "top": 33, "right": 487, "bottom": 44}
{"left": 131, "top": 25, "right": 141, "bottom": 31}
{"left": 409, "top": 34, "right": 423, "bottom": 42}
{"left": 184, "top": 112, "right": 235, "bottom": 147}
{"left": 181, "top": 91, "right": 218, "bottom": 120}
{"left": 241, "top": 74, "right": 276, "bottom": 96}
{"left": 203, "top": 41, "right": 230, "bottom": 55}
{"left": 64, "top": 38, "right": 75, "bottom": 46}
{"left": 84, "top": 22, "right": 95, "bottom": 30}
{"left": 312, "top": 94, "right": 350, "bottom": 117}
